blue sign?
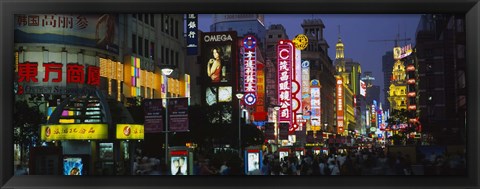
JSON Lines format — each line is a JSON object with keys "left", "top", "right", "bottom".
{"left": 243, "top": 36, "right": 257, "bottom": 49}
{"left": 244, "top": 93, "right": 257, "bottom": 106}
{"left": 186, "top": 14, "right": 198, "bottom": 55}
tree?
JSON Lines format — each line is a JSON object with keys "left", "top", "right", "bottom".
{"left": 13, "top": 100, "right": 46, "bottom": 166}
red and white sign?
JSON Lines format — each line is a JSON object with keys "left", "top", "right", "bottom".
{"left": 336, "top": 77, "right": 344, "bottom": 134}
{"left": 18, "top": 61, "right": 100, "bottom": 86}
{"left": 277, "top": 40, "right": 294, "bottom": 128}
{"left": 243, "top": 35, "right": 257, "bottom": 106}
{"left": 360, "top": 80, "right": 366, "bottom": 97}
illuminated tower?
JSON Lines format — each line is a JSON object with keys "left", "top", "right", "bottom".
{"left": 334, "top": 32, "right": 355, "bottom": 136}
{"left": 387, "top": 58, "right": 408, "bottom": 111}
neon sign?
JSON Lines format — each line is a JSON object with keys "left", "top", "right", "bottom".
{"left": 277, "top": 40, "right": 294, "bottom": 128}
{"left": 243, "top": 35, "right": 257, "bottom": 106}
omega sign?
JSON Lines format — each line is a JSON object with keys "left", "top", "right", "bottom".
{"left": 203, "top": 34, "right": 233, "bottom": 42}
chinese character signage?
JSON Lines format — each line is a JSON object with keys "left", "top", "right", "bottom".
{"left": 18, "top": 62, "right": 100, "bottom": 85}
{"left": 243, "top": 35, "right": 257, "bottom": 106}
{"left": 301, "top": 61, "right": 311, "bottom": 120}
{"left": 15, "top": 14, "right": 119, "bottom": 54}
{"left": 310, "top": 80, "right": 321, "bottom": 127}
{"left": 116, "top": 124, "right": 144, "bottom": 140}
{"left": 186, "top": 14, "right": 198, "bottom": 55}
{"left": 291, "top": 49, "right": 302, "bottom": 131}
{"left": 41, "top": 124, "right": 108, "bottom": 141}
{"left": 144, "top": 99, "right": 164, "bottom": 133}
{"left": 168, "top": 98, "right": 189, "bottom": 132}
{"left": 277, "top": 40, "right": 294, "bottom": 127}
{"left": 393, "top": 44, "right": 413, "bottom": 60}
{"left": 336, "top": 77, "right": 344, "bottom": 134}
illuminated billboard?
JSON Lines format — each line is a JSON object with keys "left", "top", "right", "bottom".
{"left": 277, "top": 40, "right": 294, "bottom": 128}
{"left": 201, "top": 32, "right": 236, "bottom": 84}
{"left": 63, "top": 157, "right": 83, "bottom": 176}
{"left": 336, "top": 77, "right": 344, "bottom": 134}
{"left": 360, "top": 80, "right": 366, "bottom": 97}
{"left": 301, "top": 61, "right": 311, "bottom": 120}
{"left": 310, "top": 80, "right": 321, "bottom": 128}
{"left": 41, "top": 124, "right": 108, "bottom": 141}
{"left": 170, "top": 150, "right": 189, "bottom": 175}
{"left": 116, "top": 124, "right": 144, "bottom": 140}
{"left": 393, "top": 44, "right": 413, "bottom": 60}
{"left": 15, "top": 14, "right": 119, "bottom": 54}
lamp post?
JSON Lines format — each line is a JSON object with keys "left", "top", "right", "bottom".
{"left": 273, "top": 106, "right": 281, "bottom": 148}
{"left": 324, "top": 122, "right": 328, "bottom": 132}
{"left": 236, "top": 93, "right": 244, "bottom": 158}
{"left": 161, "top": 66, "right": 174, "bottom": 165}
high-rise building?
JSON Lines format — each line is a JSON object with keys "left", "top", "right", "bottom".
{"left": 382, "top": 51, "right": 394, "bottom": 111}
{"left": 300, "top": 19, "right": 336, "bottom": 133}
{"left": 387, "top": 58, "right": 408, "bottom": 111}
{"left": 210, "top": 14, "right": 266, "bottom": 49}
{"left": 415, "top": 14, "right": 466, "bottom": 145}
{"left": 265, "top": 24, "right": 289, "bottom": 107}
{"left": 334, "top": 35, "right": 355, "bottom": 135}
{"left": 367, "top": 85, "right": 381, "bottom": 105}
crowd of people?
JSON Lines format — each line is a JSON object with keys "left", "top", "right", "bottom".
{"left": 131, "top": 147, "right": 466, "bottom": 176}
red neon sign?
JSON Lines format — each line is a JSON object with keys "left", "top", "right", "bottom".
{"left": 17, "top": 61, "right": 100, "bottom": 86}
{"left": 277, "top": 40, "right": 294, "bottom": 129}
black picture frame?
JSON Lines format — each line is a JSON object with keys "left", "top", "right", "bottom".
{"left": 1, "top": 0, "right": 478, "bottom": 189}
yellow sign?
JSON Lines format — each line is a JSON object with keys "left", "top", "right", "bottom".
{"left": 292, "top": 34, "right": 309, "bottom": 50}
{"left": 116, "top": 124, "right": 144, "bottom": 140}
{"left": 41, "top": 124, "right": 108, "bottom": 141}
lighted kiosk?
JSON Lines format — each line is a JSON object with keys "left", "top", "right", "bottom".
{"left": 244, "top": 147, "right": 263, "bottom": 175}
{"left": 169, "top": 147, "right": 193, "bottom": 175}
{"left": 278, "top": 147, "right": 290, "bottom": 162}
{"left": 294, "top": 147, "right": 305, "bottom": 162}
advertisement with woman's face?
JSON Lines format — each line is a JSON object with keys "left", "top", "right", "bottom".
{"left": 279, "top": 151, "right": 288, "bottom": 161}
{"left": 201, "top": 32, "right": 236, "bottom": 85}
{"left": 247, "top": 153, "right": 259, "bottom": 172}
{"left": 170, "top": 156, "right": 188, "bottom": 175}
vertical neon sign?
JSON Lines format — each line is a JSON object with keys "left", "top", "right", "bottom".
{"left": 277, "top": 40, "right": 294, "bottom": 128}
{"left": 243, "top": 35, "right": 257, "bottom": 106}
{"left": 336, "top": 77, "right": 344, "bottom": 134}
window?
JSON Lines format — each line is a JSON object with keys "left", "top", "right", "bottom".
{"left": 132, "top": 34, "right": 137, "bottom": 54}
{"left": 165, "top": 48, "right": 169, "bottom": 64}
{"left": 171, "top": 49, "right": 174, "bottom": 66}
{"left": 144, "top": 39, "right": 149, "bottom": 58}
{"left": 278, "top": 34, "right": 282, "bottom": 38}
{"left": 150, "top": 14, "right": 155, "bottom": 27}
{"left": 161, "top": 46, "right": 164, "bottom": 63}
{"left": 170, "top": 17, "right": 174, "bottom": 36}
{"left": 145, "top": 14, "right": 149, "bottom": 25}
{"left": 139, "top": 14, "right": 143, "bottom": 22}
{"left": 138, "top": 36, "right": 143, "bottom": 56}
{"left": 175, "top": 52, "right": 179, "bottom": 66}
{"left": 151, "top": 42, "right": 155, "bottom": 60}
{"left": 175, "top": 20, "right": 179, "bottom": 39}
{"left": 269, "top": 35, "right": 272, "bottom": 38}
{"left": 161, "top": 15, "right": 164, "bottom": 32}
{"left": 164, "top": 15, "right": 169, "bottom": 33}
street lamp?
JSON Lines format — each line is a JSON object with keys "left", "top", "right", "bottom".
{"left": 273, "top": 106, "right": 281, "bottom": 147}
{"left": 161, "top": 65, "right": 174, "bottom": 165}
{"left": 236, "top": 93, "right": 244, "bottom": 158}
{"left": 324, "top": 122, "right": 328, "bottom": 132}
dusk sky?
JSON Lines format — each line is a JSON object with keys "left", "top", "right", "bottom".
{"left": 198, "top": 14, "right": 422, "bottom": 104}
